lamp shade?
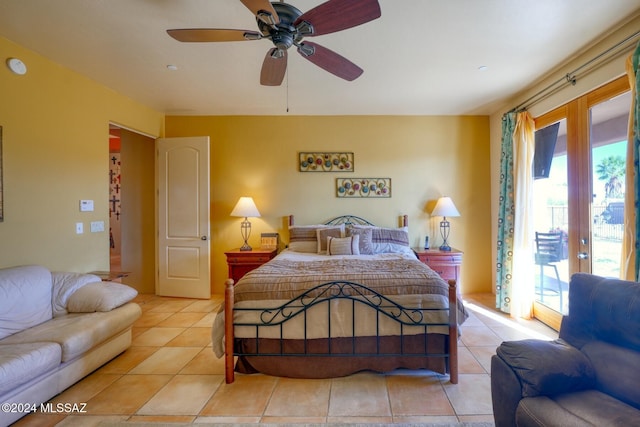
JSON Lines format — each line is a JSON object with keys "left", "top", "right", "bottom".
{"left": 432, "top": 197, "right": 460, "bottom": 217}
{"left": 230, "top": 197, "right": 261, "bottom": 218}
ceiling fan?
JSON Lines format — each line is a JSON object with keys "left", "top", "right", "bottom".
{"left": 167, "top": 0, "right": 381, "bottom": 86}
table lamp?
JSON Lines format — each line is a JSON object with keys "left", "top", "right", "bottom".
{"left": 432, "top": 196, "right": 460, "bottom": 251}
{"left": 230, "top": 197, "right": 261, "bottom": 251}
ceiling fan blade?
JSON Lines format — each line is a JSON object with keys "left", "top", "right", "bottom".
{"left": 261, "top": 48, "right": 288, "bottom": 86}
{"left": 167, "top": 29, "right": 261, "bottom": 42}
{"left": 294, "top": 0, "right": 381, "bottom": 36}
{"left": 297, "top": 41, "right": 363, "bottom": 81}
{"left": 240, "top": 0, "right": 280, "bottom": 25}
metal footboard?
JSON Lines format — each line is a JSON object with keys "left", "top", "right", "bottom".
{"left": 225, "top": 279, "right": 459, "bottom": 384}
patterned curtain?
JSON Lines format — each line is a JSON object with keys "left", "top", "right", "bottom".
{"left": 622, "top": 41, "right": 640, "bottom": 281}
{"left": 496, "top": 112, "right": 516, "bottom": 313}
{"left": 496, "top": 112, "right": 536, "bottom": 317}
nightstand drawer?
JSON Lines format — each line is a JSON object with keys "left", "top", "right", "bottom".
{"left": 225, "top": 254, "right": 273, "bottom": 264}
{"left": 428, "top": 265, "right": 458, "bottom": 281}
{"left": 225, "top": 248, "right": 277, "bottom": 283}
{"left": 413, "top": 247, "right": 463, "bottom": 285}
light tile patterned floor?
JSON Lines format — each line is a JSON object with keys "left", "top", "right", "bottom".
{"left": 14, "top": 293, "right": 557, "bottom": 426}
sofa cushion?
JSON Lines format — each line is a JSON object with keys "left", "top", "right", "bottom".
{"left": 496, "top": 339, "right": 595, "bottom": 397}
{"left": 582, "top": 340, "right": 640, "bottom": 410}
{"left": 517, "top": 390, "right": 640, "bottom": 427}
{"left": 51, "top": 272, "right": 102, "bottom": 317}
{"left": 0, "top": 303, "right": 141, "bottom": 362}
{"left": 0, "top": 342, "right": 61, "bottom": 395}
{"left": 67, "top": 282, "right": 138, "bottom": 313}
{"left": 0, "top": 266, "right": 53, "bottom": 339}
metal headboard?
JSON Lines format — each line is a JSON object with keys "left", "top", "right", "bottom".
{"left": 324, "top": 215, "right": 375, "bottom": 227}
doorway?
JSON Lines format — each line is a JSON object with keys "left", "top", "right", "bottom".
{"left": 531, "top": 76, "right": 630, "bottom": 328}
{"left": 108, "top": 124, "right": 156, "bottom": 294}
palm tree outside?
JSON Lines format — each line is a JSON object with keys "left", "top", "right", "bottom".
{"left": 595, "top": 155, "right": 625, "bottom": 199}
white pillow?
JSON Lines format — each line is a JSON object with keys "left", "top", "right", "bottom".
{"left": 67, "top": 282, "right": 138, "bottom": 312}
{"left": 51, "top": 272, "right": 102, "bottom": 317}
{"left": 327, "top": 235, "right": 360, "bottom": 256}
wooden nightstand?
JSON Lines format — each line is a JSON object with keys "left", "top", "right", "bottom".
{"left": 413, "top": 248, "right": 463, "bottom": 284}
{"left": 224, "top": 248, "right": 277, "bottom": 284}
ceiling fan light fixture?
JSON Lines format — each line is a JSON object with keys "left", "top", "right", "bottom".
{"left": 296, "top": 20, "right": 314, "bottom": 36}
{"left": 298, "top": 43, "right": 315, "bottom": 57}
{"left": 167, "top": 0, "right": 381, "bottom": 85}
{"left": 244, "top": 32, "right": 262, "bottom": 41}
{"left": 256, "top": 11, "right": 278, "bottom": 27}
{"left": 270, "top": 48, "right": 286, "bottom": 59}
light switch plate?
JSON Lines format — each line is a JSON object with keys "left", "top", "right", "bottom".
{"left": 76, "top": 222, "right": 83, "bottom": 234}
{"left": 80, "top": 200, "right": 94, "bottom": 212}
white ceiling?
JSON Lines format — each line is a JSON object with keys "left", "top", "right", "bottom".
{"left": 1, "top": 1, "right": 638, "bottom": 116}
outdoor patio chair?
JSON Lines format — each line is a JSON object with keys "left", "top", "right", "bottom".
{"left": 534, "top": 231, "right": 564, "bottom": 309}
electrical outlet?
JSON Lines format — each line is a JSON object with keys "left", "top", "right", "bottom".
{"left": 90, "top": 221, "right": 105, "bottom": 232}
{"left": 76, "top": 222, "right": 83, "bottom": 234}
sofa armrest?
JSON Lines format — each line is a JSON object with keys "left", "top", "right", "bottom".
{"left": 491, "top": 354, "right": 525, "bottom": 427}
{"left": 495, "top": 339, "right": 595, "bottom": 397}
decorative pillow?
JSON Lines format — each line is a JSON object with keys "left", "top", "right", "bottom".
{"left": 327, "top": 235, "right": 360, "bottom": 256}
{"left": 67, "top": 282, "right": 138, "bottom": 313}
{"left": 288, "top": 224, "right": 345, "bottom": 253}
{"left": 288, "top": 225, "right": 322, "bottom": 253}
{"left": 317, "top": 227, "right": 345, "bottom": 254}
{"left": 51, "top": 272, "right": 102, "bottom": 317}
{"left": 347, "top": 227, "right": 374, "bottom": 255}
{"left": 352, "top": 225, "right": 410, "bottom": 254}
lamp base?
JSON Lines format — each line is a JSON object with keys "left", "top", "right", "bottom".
{"left": 239, "top": 242, "right": 252, "bottom": 251}
{"left": 439, "top": 244, "right": 452, "bottom": 252}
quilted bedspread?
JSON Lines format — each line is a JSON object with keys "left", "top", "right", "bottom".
{"left": 232, "top": 250, "right": 456, "bottom": 303}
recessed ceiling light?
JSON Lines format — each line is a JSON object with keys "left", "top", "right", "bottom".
{"left": 6, "top": 57, "right": 27, "bottom": 75}
{"left": 478, "top": 65, "right": 488, "bottom": 72}
{"left": 166, "top": 64, "right": 178, "bottom": 71}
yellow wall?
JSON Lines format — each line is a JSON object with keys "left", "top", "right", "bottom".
{"left": 166, "top": 115, "right": 493, "bottom": 295}
{"left": 0, "top": 34, "right": 493, "bottom": 296}
{"left": 0, "top": 36, "right": 163, "bottom": 274}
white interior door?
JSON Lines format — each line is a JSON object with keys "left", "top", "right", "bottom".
{"left": 156, "top": 136, "right": 210, "bottom": 298}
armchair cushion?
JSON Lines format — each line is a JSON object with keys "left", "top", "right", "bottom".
{"left": 496, "top": 338, "right": 595, "bottom": 397}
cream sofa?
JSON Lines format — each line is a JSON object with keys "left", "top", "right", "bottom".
{"left": 0, "top": 265, "right": 141, "bottom": 426}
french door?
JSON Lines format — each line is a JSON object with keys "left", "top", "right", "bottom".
{"left": 531, "top": 76, "right": 630, "bottom": 329}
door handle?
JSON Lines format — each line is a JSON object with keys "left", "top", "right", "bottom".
{"left": 577, "top": 252, "right": 589, "bottom": 259}
{"left": 201, "top": 236, "right": 208, "bottom": 241}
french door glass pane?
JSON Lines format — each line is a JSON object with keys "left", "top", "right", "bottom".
{"left": 590, "top": 91, "right": 630, "bottom": 278}
{"left": 532, "top": 119, "right": 569, "bottom": 314}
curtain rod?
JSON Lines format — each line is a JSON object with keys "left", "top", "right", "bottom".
{"left": 509, "top": 29, "right": 640, "bottom": 114}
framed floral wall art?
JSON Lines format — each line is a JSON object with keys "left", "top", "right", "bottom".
{"left": 299, "top": 152, "right": 354, "bottom": 172}
{"left": 336, "top": 178, "right": 391, "bottom": 198}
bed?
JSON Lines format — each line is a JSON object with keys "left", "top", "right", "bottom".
{"left": 212, "top": 214, "right": 468, "bottom": 384}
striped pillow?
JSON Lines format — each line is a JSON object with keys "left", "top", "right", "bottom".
{"left": 288, "top": 224, "right": 345, "bottom": 253}
{"left": 327, "top": 235, "right": 360, "bottom": 256}
{"left": 352, "top": 225, "right": 409, "bottom": 253}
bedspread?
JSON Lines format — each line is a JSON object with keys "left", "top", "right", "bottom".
{"left": 212, "top": 250, "right": 468, "bottom": 358}
{"left": 233, "top": 250, "right": 453, "bottom": 302}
